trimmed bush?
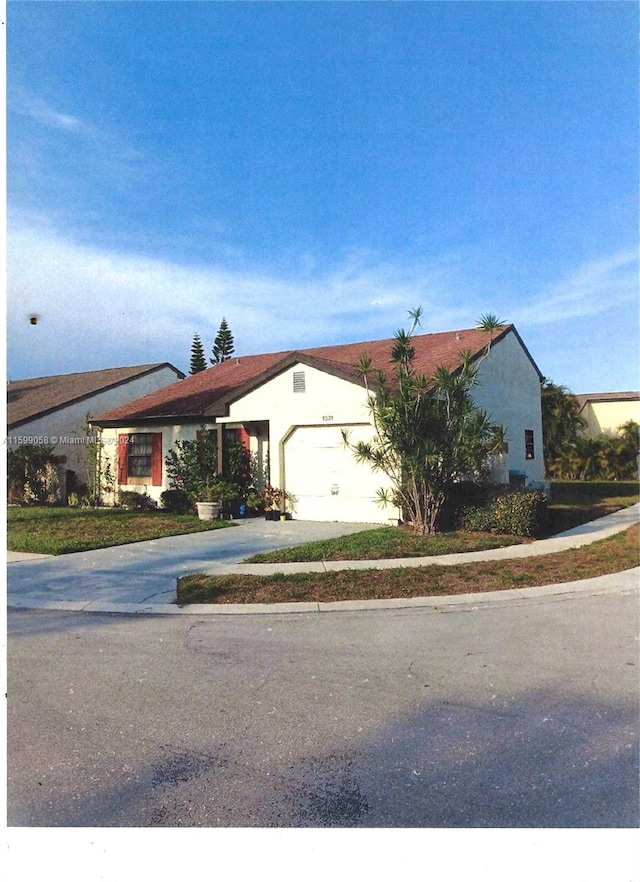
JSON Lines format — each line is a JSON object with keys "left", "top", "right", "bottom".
{"left": 458, "top": 488, "right": 549, "bottom": 537}
{"left": 117, "top": 490, "right": 156, "bottom": 510}
{"left": 160, "top": 488, "right": 193, "bottom": 514}
{"left": 438, "top": 481, "right": 501, "bottom": 532}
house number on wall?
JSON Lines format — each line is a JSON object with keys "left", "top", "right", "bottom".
{"left": 322, "top": 415, "right": 334, "bottom": 422}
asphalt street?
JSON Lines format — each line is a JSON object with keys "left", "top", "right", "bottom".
{"left": 7, "top": 584, "right": 639, "bottom": 828}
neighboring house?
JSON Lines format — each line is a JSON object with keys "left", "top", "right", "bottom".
{"left": 7, "top": 362, "right": 185, "bottom": 499}
{"left": 92, "top": 325, "right": 545, "bottom": 524}
{"left": 575, "top": 392, "right": 640, "bottom": 438}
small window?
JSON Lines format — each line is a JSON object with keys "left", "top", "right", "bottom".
{"left": 128, "top": 433, "right": 153, "bottom": 477}
{"left": 525, "top": 429, "right": 535, "bottom": 460}
{"left": 293, "top": 371, "right": 306, "bottom": 393}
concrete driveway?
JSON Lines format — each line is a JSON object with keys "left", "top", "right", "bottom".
{"left": 6, "top": 518, "right": 374, "bottom": 609}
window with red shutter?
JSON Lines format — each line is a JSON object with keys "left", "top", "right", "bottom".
{"left": 118, "top": 432, "right": 162, "bottom": 484}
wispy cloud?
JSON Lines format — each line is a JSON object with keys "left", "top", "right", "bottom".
{"left": 9, "top": 88, "right": 146, "bottom": 192}
{"left": 511, "top": 249, "right": 638, "bottom": 326}
{"left": 7, "top": 219, "right": 637, "bottom": 382}
{"left": 11, "top": 90, "right": 86, "bottom": 134}
{"left": 6, "top": 222, "right": 477, "bottom": 376}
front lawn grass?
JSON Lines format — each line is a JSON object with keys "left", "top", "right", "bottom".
{"left": 177, "top": 523, "right": 639, "bottom": 605}
{"left": 246, "top": 528, "right": 527, "bottom": 563}
{"left": 7, "top": 506, "right": 232, "bottom": 555}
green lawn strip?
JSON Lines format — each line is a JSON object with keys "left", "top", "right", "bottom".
{"left": 246, "top": 527, "right": 527, "bottom": 563}
{"left": 244, "top": 486, "right": 640, "bottom": 564}
{"left": 177, "top": 523, "right": 639, "bottom": 605}
{"left": 7, "top": 508, "right": 232, "bottom": 555}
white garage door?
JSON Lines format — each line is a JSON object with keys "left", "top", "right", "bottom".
{"left": 284, "top": 425, "right": 391, "bottom": 523}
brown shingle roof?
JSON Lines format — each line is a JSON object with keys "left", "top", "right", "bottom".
{"left": 93, "top": 325, "right": 533, "bottom": 425}
{"left": 7, "top": 363, "right": 185, "bottom": 428}
{"left": 575, "top": 391, "right": 640, "bottom": 411}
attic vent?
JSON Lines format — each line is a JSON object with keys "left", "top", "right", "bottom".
{"left": 293, "top": 371, "right": 306, "bottom": 393}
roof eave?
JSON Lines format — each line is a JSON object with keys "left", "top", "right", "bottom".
{"left": 91, "top": 413, "right": 209, "bottom": 428}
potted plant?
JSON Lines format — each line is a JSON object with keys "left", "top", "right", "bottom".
{"left": 165, "top": 431, "right": 254, "bottom": 521}
{"left": 262, "top": 485, "right": 282, "bottom": 520}
{"left": 279, "top": 489, "right": 297, "bottom": 521}
{"left": 217, "top": 479, "right": 243, "bottom": 520}
{"left": 262, "top": 485, "right": 297, "bottom": 521}
{"left": 194, "top": 483, "right": 223, "bottom": 521}
{"left": 244, "top": 488, "right": 266, "bottom": 517}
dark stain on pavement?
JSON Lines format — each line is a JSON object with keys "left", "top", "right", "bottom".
{"left": 151, "top": 746, "right": 228, "bottom": 789}
{"left": 286, "top": 753, "right": 369, "bottom": 826}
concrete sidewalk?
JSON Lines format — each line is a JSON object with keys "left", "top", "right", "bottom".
{"left": 219, "top": 502, "right": 640, "bottom": 576}
{"left": 6, "top": 503, "right": 639, "bottom": 615}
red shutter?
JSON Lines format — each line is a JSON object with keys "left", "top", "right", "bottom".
{"left": 117, "top": 434, "right": 129, "bottom": 485}
{"left": 151, "top": 433, "right": 163, "bottom": 486}
{"left": 237, "top": 426, "right": 251, "bottom": 451}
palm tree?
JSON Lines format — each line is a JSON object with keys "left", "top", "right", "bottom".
{"left": 343, "top": 309, "right": 505, "bottom": 534}
{"left": 541, "top": 381, "right": 586, "bottom": 477}
{"left": 613, "top": 420, "right": 639, "bottom": 480}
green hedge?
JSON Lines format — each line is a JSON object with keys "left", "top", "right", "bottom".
{"left": 458, "top": 488, "right": 549, "bottom": 537}
{"left": 159, "top": 488, "right": 193, "bottom": 514}
{"left": 550, "top": 481, "right": 639, "bottom": 504}
{"left": 117, "top": 490, "right": 156, "bottom": 510}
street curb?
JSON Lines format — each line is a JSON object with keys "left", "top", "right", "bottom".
{"left": 8, "top": 566, "right": 639, "bottom": 616}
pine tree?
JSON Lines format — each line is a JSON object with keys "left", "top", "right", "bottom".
{"left": 211, "top": 317, "right": 235, "bottom": 365}
{"left": 189, "top": 334, "right": 208, "bottom": 374}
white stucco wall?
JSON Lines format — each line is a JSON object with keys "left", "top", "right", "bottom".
{"left": 7, "top": 366, "right": 183, "bottom": 488}
{"left": 472, "top": 331, "right": 544, "bottom": 484}
{"left": 99, "top": 422, "right": 210, "bottom": 504}
{"left": 581, "top": 399, "right": 640, "bottom": 437}
{"left": 222, "top": 363, "right": 397, "bottom": 523}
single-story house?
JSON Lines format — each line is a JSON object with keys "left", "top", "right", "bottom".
{"left": 575, "top": 391, "right": 640, "bottom": 438}
{"left": 7, "top": 362, "right": 185, "bottom": 498}
{"left": 92, "top": 324, "right": 545, "bottom": 524}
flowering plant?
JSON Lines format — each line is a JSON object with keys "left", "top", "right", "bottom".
{"left": 261, "top": 485, "right": 297, "bottom": 512}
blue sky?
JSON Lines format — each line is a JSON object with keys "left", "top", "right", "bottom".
{"left": 6, "top": 1, "right": 639, "bottom": 394}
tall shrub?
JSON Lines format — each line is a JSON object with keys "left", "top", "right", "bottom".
{"left": 164, "top": 431, "right": 219, "bottom": 498}
{"left": 164, "top": 430, "right": 253, "bottom": 501}
{"left": 7, "top": 443, "right": 60, "bottom": 504}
